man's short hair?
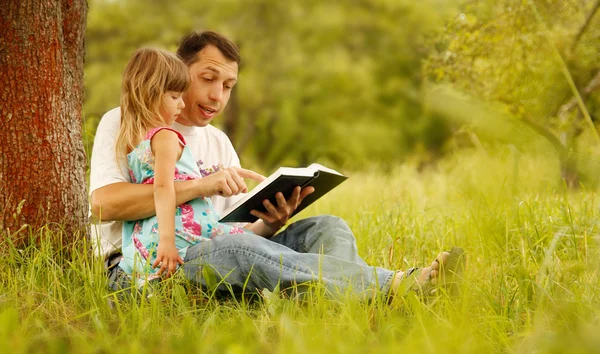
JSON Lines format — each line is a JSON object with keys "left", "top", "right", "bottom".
{"left": 177, "top": 30, "right": 241, "bottom": 66}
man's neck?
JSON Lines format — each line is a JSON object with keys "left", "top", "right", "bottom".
{"left": 172, "top": 120, "right": 200, "bottom": 135}
{"left": 175, "top": 115, "right": 194, "bottom": 127}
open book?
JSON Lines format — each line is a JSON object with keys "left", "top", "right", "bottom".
{"left": 219, "top": 163, "right": 348, "bottom": 222}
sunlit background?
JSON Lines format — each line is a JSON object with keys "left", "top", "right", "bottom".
{"left": 84, "top": 0, "right": 600, "bottom": 189}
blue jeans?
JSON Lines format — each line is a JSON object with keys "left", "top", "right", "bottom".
{"left": 108, "top": 216, "right": 396, "bottom": 299}
{"left": 183, "top": 215, "right": 395, "bottom": 299}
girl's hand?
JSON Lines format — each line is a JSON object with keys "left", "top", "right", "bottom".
{"left": 152, "top": 243, "right": 184, "bottom": 278}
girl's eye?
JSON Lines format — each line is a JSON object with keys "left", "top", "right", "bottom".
{"left": 204, "top": 77, "right": 214, "bottom": 82}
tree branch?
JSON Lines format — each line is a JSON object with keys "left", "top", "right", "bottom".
{"left": 520, "top": 117, "right": 566, "bottom": 159}
{"left": 571, "top": 0, "right": 600, "bottom": 51}
{"left": 558, "top": 68, "right": 600, "bottom": 119}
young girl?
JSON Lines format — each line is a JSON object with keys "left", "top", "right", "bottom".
{"left": 116, "top": 48, "right": 245, "bottom": 286}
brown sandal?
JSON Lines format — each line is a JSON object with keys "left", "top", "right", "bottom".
{"left": 397, "top": 246, "right": 466, "bottom": 298}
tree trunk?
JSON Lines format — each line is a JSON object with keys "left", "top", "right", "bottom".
{"left": 561, "top": 149, "right": 579, "bottom": 189}
{"left": 0, "top": 0, "right": 88, "bottom": 244}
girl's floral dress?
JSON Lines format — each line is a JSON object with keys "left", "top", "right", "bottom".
{"left": 118, "top": 127, "right": 245, "bottom": 284}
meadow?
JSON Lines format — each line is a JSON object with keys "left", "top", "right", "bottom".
{"left": 1, "top": 149, "right": 599, "bottom": 353}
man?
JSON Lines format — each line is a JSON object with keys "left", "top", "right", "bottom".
{"left": 90, "top": 30, "right": 458, "bottom": 299}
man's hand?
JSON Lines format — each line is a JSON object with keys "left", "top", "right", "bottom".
{"left": 249, "top": 186, "right": 315, "bottom": 234}
{"left": 153, "top": 243, "right": 184, "bottom": 278}
{"left": 201, "top": 167, "right": 265, "bottom": 197}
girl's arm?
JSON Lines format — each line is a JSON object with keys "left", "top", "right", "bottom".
{"left": 150, "top": 129, "right": 184, "bottom": 277}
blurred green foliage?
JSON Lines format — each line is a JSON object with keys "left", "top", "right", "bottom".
{"left": 84, "top": 0, "right": 600, "bottom": 181}
{"left": 423, "top": 0, "right": 600, "bottom": 186}
{"left": 83, "top": 0, "right": 457, "bottom": 171}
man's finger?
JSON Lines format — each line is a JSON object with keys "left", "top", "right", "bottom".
{"left": 250, "top": 209, "right": 272, "bottom": 223}
{"left": 286, "top": 186, "right": 301, "bottom": 206}
{"left": 219, "top": 182, "right": 233, "bottom": 197}
{"left": 299, "top": 186, "right": 315, "bottom": 201}
{"left": 275, "top": 192, "right": 287, "bottom": 209}
{"left": 230, "top": 170, "right": 248, "bottom": 194}
{"left": 226, "top": 176, "right": 240, "bottom": 195}
{"left": 263, "top": 199, "right": 279, "bottom": 216}
{"left": 235, "top": 167, "right": 266, "bottom": 182}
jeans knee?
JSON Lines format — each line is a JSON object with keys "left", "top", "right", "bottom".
{"left": 183, "top": 233, "right": 259, "bottom": 283}
{"left": 302, "top": 215, "right": 355, "bottom": 249}
{"left": 316, "top": 215, "right": 352, "bottom": 235}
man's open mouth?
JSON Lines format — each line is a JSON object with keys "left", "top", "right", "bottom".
{"left": 199, "top": 105, "right": 216, "bottom": 114}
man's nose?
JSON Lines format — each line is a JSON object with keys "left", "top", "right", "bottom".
{"left": 208, "top": 86, "right": 223, "bottom": 102}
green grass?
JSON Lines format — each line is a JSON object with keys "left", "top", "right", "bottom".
{"left": 2, "top": 149, "right": 600, "bottom": 353}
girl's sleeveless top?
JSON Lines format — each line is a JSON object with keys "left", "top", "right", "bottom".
{"left": 118, "top": 127, "right": 245, "bottom": 283}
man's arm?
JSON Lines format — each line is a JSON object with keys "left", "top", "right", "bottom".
{"left": 89, "top": 115, "right": 206, "bottom": 222}
{"left": 90, "top": 179, "right": 203, "bottom": 222}
{"left": 91, "top": 167, "right": 265, "bottom": 222}
{"left": 89, "top": 110, "right": 262, "bottom": 222}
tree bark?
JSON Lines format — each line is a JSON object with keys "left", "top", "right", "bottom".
{"left": 0, "top": 0, "right": 88, "bottom": 244}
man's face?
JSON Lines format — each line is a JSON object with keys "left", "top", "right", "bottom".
{"left": 178, "top": 45, "right": 238, "bottom": 127}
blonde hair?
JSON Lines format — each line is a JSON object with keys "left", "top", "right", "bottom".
{"left": 116, "top": 47, "right": 190, "bottom": 161}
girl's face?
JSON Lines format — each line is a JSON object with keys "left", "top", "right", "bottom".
{"left": 159, "top": 91, "right": 185, "bottom": 125}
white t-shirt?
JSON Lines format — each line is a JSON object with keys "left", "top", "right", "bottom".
{"left": 89, "top": 107, "right": 243, "bottom": 258}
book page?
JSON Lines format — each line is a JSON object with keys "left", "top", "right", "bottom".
{"left": 307, "top": 163, "right": 343, "bottom": 176}
{"left": 276, "top": 167, "right": 316, "bottom": 178}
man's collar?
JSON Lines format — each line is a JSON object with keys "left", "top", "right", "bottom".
{"left": 171, "top": 121, "right": 201, "bottom": 135}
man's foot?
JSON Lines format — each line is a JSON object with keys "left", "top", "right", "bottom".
{"left": 391, "top": 247, "right": 465, "bottom": 298}
{"left": 104, "top": 251, "right": 124, "bottom": 272}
